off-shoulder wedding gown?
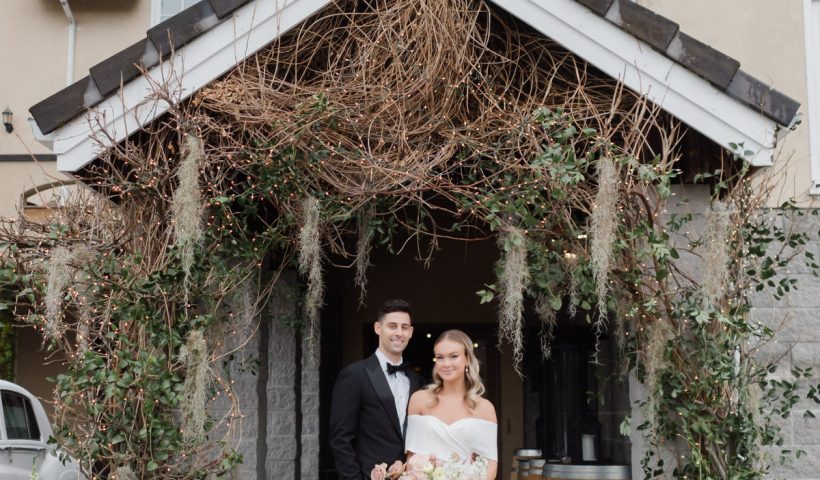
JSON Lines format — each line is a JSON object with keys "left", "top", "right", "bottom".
{"left": 404, "top": 414, "right": 498, "bottom": 461}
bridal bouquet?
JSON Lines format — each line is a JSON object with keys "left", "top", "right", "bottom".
{"left": 371, "top": 453, "right": 488, "bottom": 480}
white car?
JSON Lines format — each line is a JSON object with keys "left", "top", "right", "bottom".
{"left": 0, "top": 380, "right": 84, "bottom": 480}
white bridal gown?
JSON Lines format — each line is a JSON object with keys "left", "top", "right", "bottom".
{"left": 405, "top": 415, "right": 498, "bottom": 462}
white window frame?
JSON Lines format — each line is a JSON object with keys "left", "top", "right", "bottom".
{"left": 150, "top": 0, "right": 201, "bottom": 27}
{"left": 805, "top": 0, "right": 820, "bottom": 195}
{"left": 150, "top": 0, "right": 163, "bottom": 26}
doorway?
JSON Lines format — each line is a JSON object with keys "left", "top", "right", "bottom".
{"left": 317, "top": 237, "right": 524, "bottom": 478}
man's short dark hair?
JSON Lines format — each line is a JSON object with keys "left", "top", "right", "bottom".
{"left": 377, "top": 299, "right": 412, "bottom": 322}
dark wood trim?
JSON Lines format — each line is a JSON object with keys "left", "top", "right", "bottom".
{"left": 294, "top": 327, "right": 303, "bottom": 480}
{"left": 0, "top": 154, "right": 57, "bottom": 162}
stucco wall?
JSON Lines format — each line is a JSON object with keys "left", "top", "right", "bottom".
{"left": 0, "top": 0, "right": 150, "bottom": 156}
{"left": 0, "top": 159, "right": 63, "bottom": 219}
{"left": 637, "top": 0, "right": 816, "bottom": 205}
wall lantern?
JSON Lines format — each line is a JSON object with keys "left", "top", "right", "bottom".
{"left": 2, "top": 107, "right": 12, "bottom": 133}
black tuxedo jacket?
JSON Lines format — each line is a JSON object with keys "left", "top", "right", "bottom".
{"left": 329, "top": 353, "right": 425, "bottom": 480}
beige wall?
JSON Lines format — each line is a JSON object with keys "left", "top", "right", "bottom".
{"left": 0, "top": 0, "right": 150, "bottom": 157}
{"left": 0, "top": 160, "right": 62, "bottom": 218}
{"left": 638, "top": 0, "right": 817, "bottom": 204}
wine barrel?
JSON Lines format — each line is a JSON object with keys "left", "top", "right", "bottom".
{"left": 542, "top": 464, "right": 630, "bottom": 480}
{"left": 516, "top": 460, "right": 531, "bottom": 479}
{"left": 510, "top": 449, "right": 542, "bottom": 480}
{"left": 526, "top": 459, "right": 547, "bottom": 480}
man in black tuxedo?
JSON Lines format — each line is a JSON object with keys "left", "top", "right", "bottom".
{"left": 329, "top": 299, "right": 425, "bottom": 479}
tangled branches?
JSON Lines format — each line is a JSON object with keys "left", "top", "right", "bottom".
{"left": 4, "top": 0, "right": 812, "bottom": 478}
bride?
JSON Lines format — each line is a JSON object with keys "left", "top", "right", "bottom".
{"left": 405, "top": 329, "right": 498, "bottom": 479}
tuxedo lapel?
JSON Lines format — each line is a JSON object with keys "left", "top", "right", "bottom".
{"left": 365, "top": 354, "right": 402, "bottom": 437}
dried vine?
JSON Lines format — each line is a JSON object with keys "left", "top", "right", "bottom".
{"left": 0, "top": 0, "right": 816, "bottom": 479}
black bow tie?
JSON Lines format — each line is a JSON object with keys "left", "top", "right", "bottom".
{"left": 386, "top": 362, "right": 410, "bottom": 375}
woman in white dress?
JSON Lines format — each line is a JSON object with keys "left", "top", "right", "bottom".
{"left": 404, "top": 329, "right": 498, "bottom": 479}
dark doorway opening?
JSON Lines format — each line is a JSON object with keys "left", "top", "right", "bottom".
{"left": 521, "top": 321, "right": 631, "bottom": 466}
{"left": 317, "top": 237, "right": 520, "bottom": 479}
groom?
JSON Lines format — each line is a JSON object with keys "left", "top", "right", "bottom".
{"left": 330, "top": 299, "right": 425, "bottom": 479}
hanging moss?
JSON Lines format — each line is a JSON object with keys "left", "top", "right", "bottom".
{"left": 701, "top": 200, "right": 731, "bottom": 308}
{"left": 298, "top": 197, "right": 324, "bottom": 340}
{"left": 497, "top": 227, "right": 529, "bottom": 370}
{"left": 180, "top": 330, "right": 210, "bottom": 443}
{"left": 172, "top": 133, "right": 205, "bottom": 291}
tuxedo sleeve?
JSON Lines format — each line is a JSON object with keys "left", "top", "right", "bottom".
{"left": 329, "top": 366, "right": 364, "bottom": 480}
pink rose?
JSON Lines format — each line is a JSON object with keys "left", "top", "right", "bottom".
{"left": 371, "top": 463, "right": 388, "bottom": 480}
{"left": 406, "top": 453, "right": 430, "bottom": 470}
{"left": 404, "top": 471, "right": 427, "bottom": 480}
{"left": 386, "top": 460, "right": 405, "bottom": 478}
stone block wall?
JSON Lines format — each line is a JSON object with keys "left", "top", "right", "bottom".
{"left": 210, "top": 285, "right": 260, "bottom": 480}
{"left": 753, "top": 211, "right": 820, "bottom": 480}
{"left": 628, "top": 185, "right": 820, "bottom": 479}
{"left": 213, "top": 274, "right": 320, "bottom": 480}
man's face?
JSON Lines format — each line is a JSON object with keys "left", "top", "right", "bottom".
{"left": 374, "top": 311, "right": 413, "bottom": 357}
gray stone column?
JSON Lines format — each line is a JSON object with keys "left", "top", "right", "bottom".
{"left": 212, "top": 273, "right": 321, "bottom": 480}
{"left": 627, "top": 184, "right": 710, "bottom": 478}
{"left": 209, "top": 283, "right": 261, "bottom": 480}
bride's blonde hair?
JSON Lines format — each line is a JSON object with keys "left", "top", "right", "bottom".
{"left": 429, "top": 329, "right": 485, "bottom": 410}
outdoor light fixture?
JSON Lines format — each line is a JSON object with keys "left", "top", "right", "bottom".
{"left": 2, "top": 107, "right": 12, "bottom": 133}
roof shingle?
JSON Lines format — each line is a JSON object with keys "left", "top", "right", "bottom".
{"left": 89, "top": 39, "right": 160, "bottom": 98}
{"left": 28, "top": 0, "right": 802, "bottom": 137}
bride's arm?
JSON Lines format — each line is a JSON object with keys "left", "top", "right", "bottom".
{"left": 475, "top": 398, "right": 499, "bottom": 480}
{"left": 405, "top": 389, "right": 429, "bottom": 461}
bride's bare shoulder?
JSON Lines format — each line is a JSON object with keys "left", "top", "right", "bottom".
{"left": 409, "top": 387, "right": 436, "bottom": 413}
{"left": 474, "top": 397, "right": 497, "bottom": 423}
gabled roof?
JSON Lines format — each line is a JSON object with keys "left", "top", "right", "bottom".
{"left": 29, "top": 0, "right": 801, "bottom": 173}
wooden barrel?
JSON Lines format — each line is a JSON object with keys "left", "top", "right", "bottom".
{"left": 511, "top": 449, "right": 542, "bottom": 480}
{"left": 516, "top": 460, "right": 531, "bottom": 479}
{"left": 526, "top": 459, "right": 546, "bottom": 480}
{"left": 542, "top": 464, "right": 630, "bottom": 480}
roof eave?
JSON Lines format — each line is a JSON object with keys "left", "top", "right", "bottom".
{"left": 39, "top": 0, "right": 797, "bottom": 174}
{"left": 490, "top": 0, "right": 796, "bottom": 167}
{"left": 45, "top": 0, "right": 331, "bottom": 174}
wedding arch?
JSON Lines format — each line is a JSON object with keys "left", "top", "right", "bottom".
{"left": 0, "top": 0, "right": 816, "bottom": 478}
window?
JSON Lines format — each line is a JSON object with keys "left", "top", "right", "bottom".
{"left": 151, "top": 0, "right": 202, "bottom": 26}
{"left": 1, "top": 391, "right": 41, "bottom": 441}
{"left": 806, "top": 0, "right": 820, "bottom": 195}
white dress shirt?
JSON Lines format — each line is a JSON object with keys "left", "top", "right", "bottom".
{"left": 375, "top": 348, "right": 410, "bottom": 431}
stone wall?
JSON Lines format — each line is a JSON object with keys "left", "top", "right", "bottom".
{"left": 628, "top": 184, "right": 710, "bottom": 478}
{"left": 754, "top": 210, "right": 820, "bottom": 480}
{"left": 627, "top": 184, "right": 820, "bottom": 479}
{"left": 214, "top": 274, "right": 320, "bottom": 480}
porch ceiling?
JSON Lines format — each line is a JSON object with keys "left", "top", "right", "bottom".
{"left": 28, "top": 0, "right": 800, "bottom": 174}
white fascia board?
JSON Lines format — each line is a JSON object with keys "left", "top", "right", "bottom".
{"left": 805, "top": 0, "right": 820, "bottom": 196}
{"left": 53, "top": 0, "right": 331, "bottom": 173}
{"left": 492, "top": 0, "right": 785, "bottom": 166}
